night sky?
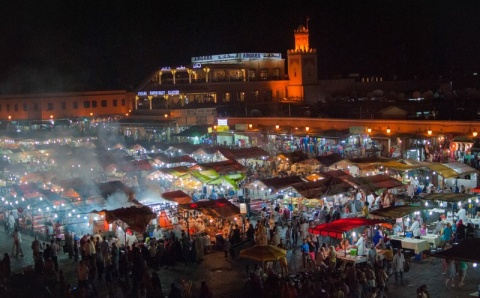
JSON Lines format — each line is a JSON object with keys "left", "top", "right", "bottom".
{"left": 1, "top": 0, "right": 479, "bottom": 94}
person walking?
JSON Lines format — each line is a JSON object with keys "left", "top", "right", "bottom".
{"left": 77, "top": 259, "right": 90, "bottom": 290}
{"left": 392, "top": 249, "right": 405, "bottom": 285}
{"left": 445, "top": 259, "right": 456, "bottom": 287}
{"left": 31, "top": 236, "right": 41, "bottom": 258}
{"left": 301, "top": 238, "right": 311, "bottom": 269}
{"left": 458, "top": 260, "right": 467, "bottom": 288}
{"left": 12, "top": 228, "right": 23, "bottom": 257}
{"left": 50, "top": 240, "right": 60, "bottom": 271}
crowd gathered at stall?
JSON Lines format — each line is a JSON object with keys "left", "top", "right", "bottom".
{"left": 0, "top": 130, "right": 479, "bottom": 297}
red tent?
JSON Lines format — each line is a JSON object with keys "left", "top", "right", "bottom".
{"left": 308, "top": 218, "right": 388, "bottom": 238}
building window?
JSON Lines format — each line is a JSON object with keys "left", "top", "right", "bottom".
{"left": 34, "top": 103, "right": 38, "bottom": 111}
{"left": 121, "top": 98, "right": 126, "bottom": 106}
{"left": 23, "top": 103, "right": 27, "bottom": 111}
{"left": 273, "top": 68, "right": 280, "bottom": 79}
{"left": 223, "top": 93, "right": 230, "bottom": 102}
{"left": 84, "top": 101, "right": 90, "bottom": 108}
{"left": 61, "top": 102, "right": 66, "bottom": 110}
{"left": 14, "top": 104, "right": 18, "bottom": 111}
{"left": 260, "top": 69, "right": 268, "bottom": 80}
{"left": 263, "top": 90, "right": 272, "bottom": 101}
{"left": 101, "top": 100, "right": 107, "bottom": 107}
{"left": 47, "top": 103, "right": 54, "bottom": 111}
{"left": 6, "top": 104, "right": 10, "bottom": 112}
{"left": 251, "top": 91, "right": 258, "bottom": 102}
{"left": 73, "top": 101, "right": 78, "bottom": 109}
{"left": 113, "top": 99, "right": 118, "bottom": 107}
{"left": 92, "top": 101, "right": 97, "bottom": 108}
{"left": 238, "top": 92, "right": 245, "bottom": 102}
{"left": 248, "top": 70, "right": 256, "bottom": 80}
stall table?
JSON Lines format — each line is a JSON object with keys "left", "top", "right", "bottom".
{"left": 336, "top": 251, "right": 367, "bottom": 264}
{"left": 420, "top": 234, "right": 441, "bottom": 248}
{"left": 391, "top": 236, "right": 430, "bottom": 254}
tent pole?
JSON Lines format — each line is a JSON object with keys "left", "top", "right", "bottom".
{"left": 186, "top": 210, "right": 190, "bottom": 239}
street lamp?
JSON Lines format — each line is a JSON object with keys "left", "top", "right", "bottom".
{"left": 187, "top": 69, "right": 193, "bottom": 84}
{"left": 427, "top": 127, "right": 432, "bottom": 135}
{"left": 367, "top": 128, "right": 372, "bottom": 133}
{"left": 158, "top": 71, "right": 163, "bottom": 85}
{"left": 386, "top": 126, "right": 391, "bottom": 134}
{"left": 171, "top": 69, "right": 177, "bottom": 85}
{"left": 147, "top": 95, "right": 153, "bottom": 110}
{"left": 203, "top": 67, "right": 210, "bottom": 83}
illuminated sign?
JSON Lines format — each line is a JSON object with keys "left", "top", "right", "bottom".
{"left": 192, "top": 53, "right": 281, "bottom": 63}
{"left": 160, "top": 67, "right": 171, "bottom": 71}
{"left": 216, "top": 125, "right": 230, "bottom": 132}
{"left": 242, "top": 53, "right": 261, "bottom": 59}
{"left": 218, "top": 119, "right": 228, "bottom": 126}
{"left": 192, "top": 63, "right": 202, "bottom": 69}
{"left": 149, "top": 91, "right": 165, "bottom": 96}
{"left": 176, "top": 66, "right": 186, "bottom": 70}
{"left": 137, "top": 91, "right": 147, "bottom": 96}
{"left": 167, "top": 90, "right": 180, "bottom": 95}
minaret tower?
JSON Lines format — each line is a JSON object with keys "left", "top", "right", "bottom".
{"left": 287, "top": 21, "right": 318, "bottom": 101}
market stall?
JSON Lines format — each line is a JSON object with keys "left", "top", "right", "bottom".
{"left": 309, "top": 218, "right": 389, "bottom": 264}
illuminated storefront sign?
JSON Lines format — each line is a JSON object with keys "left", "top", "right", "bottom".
{"left": 218, "top": 119, "right": 228, "bottom": 126}
{"left": 149, "top": 91, "right": 166, "bottom": 96}
{"left": 137, "top": 91, "right": 147, "bottom": 96}
{"left": 167, "top": 90, "right": 180, "bottom": 95}
{"left": 192, "top": 63, "right": 202, "bottom": 69}
{"left": 192, "top": 53, "right": 282, "bottom": 63}
{"left": 161, "top": 67, "right": 171, "bottom": 71}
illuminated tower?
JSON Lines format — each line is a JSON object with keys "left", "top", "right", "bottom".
{"left": 287, "top": 24, "right": 318, "bottom": 101}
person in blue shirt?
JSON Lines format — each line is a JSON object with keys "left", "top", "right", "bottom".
{"left": 393, "top": 223, "right": 403, "bottom": 235}
{"left": 441, "top": 222, "right": 452, "bottom": 245}
{"left": 301, "top": 238, "right": 310, "bottom": 269}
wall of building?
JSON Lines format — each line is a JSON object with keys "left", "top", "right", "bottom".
{"left": 0, "top": 90, "right": 133, "bottom": 120}
{"left": 226, "top": 117, "right": 480, "bottom": 137}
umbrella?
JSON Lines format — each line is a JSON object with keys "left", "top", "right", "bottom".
{"left": 433, "top": 238, "right": 480, "bottom": 263}
{"left": 239, "top": 245, "right": 287, "bottom": 262}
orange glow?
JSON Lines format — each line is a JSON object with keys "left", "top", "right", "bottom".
{"left": 386, "top": 127, "right": 391, "bottom": 134}
{"left": 275, "top": 125, "right": 280, "bottom": 130}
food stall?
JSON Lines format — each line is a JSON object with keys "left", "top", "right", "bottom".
{"left": 309, "top": 218, "right": 389, "bottom": 264}
{"left": 370, "top": 205, "right": 437, "bottom": 251}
